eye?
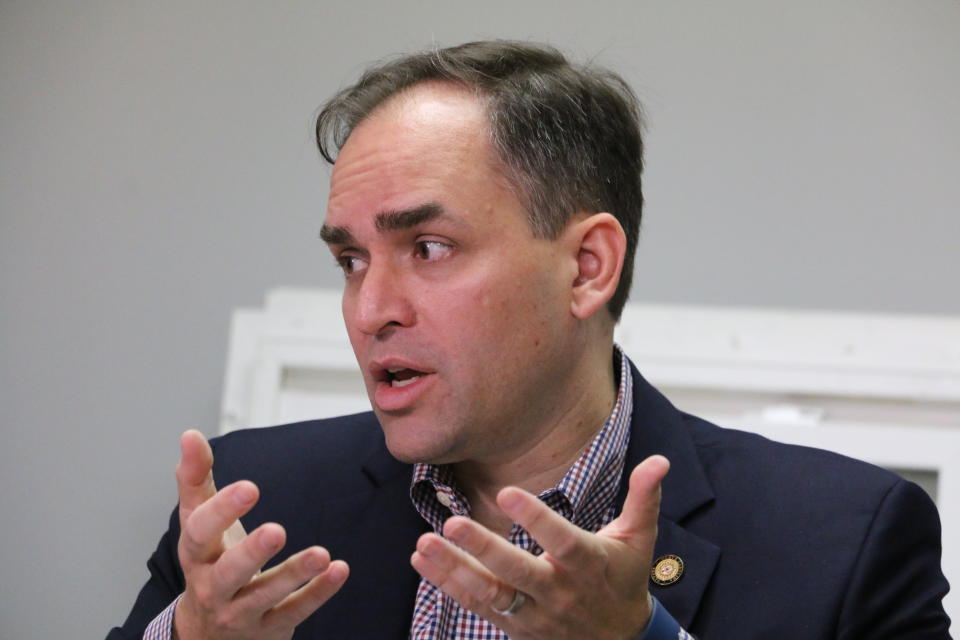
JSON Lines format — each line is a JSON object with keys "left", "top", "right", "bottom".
{"left": 335, "top": 254, "right": 368, "bottom": 276}
{"left": 414, "top": 240, "right": 453, "bottom": 262}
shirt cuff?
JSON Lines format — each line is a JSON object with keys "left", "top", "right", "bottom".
{"left": 143, "top": 593, "right": 182, "bottom": 640}
{"left": 636, "top": 596, "right": 693, "bottom": 640}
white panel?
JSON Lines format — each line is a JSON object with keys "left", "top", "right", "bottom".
{"left": 277, "top": 368, "right": 369, "bottom": 423}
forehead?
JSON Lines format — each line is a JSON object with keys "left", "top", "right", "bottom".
{"left": 326, "top": 83, "right": 507, "bottom": 219}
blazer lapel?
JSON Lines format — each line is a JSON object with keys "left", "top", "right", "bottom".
{"left": 618, "top": 364, "right": 721, "bottom": 629}
{"left": 317, "top": 436, "right": 428, "bottom": 639}
{"left": 650, "top": 517, "right": 720, "bottom": 628}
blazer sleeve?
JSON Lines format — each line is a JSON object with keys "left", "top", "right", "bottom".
{"left": 836, "top": 479, "right": 952, "bottom": 639}
{"left": 106, "top": 507, "right": 185, "bottom": 640}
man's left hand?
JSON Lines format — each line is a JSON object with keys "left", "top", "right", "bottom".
{"left": 410, "top": 455, "right": 670, "bottom": 640}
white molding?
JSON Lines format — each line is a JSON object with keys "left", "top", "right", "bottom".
{"left": 616, "top": 304, "right": 960, "bottom": 402}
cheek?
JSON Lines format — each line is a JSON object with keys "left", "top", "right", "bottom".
{"left": 450, "top": 281, "right": 526, "bottom": 336}
{"left": 460, "top": 282, "right": 558, "bottom": 364}
{"left": 416, "top": 247, "right": 570, "bottom": 362}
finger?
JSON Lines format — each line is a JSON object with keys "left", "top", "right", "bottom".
{"left": 412, "top": 548, "right": 496, "bottom": 614}
{"left": 232, "top": 542, "right": 328, "bottom": 612}
{"left": 496, "top": 487, "right": 595, "bottom": 570}
{"left": 411, "top": 533, "right": 514, "bottom": 613}
{"left": 263, "top": 559, "right": 350, "bottom": 628}
{"left": 209, "top": 522, "right": 286, "bottom": 597}
{"left": 180, "top": 480, "right": 259, "bottom": 563}
{"left": 599, "top": 455, "right": 669, "bottom": 547}
{"left": 176, "top": 430, "right": 217, "bottom": 525}
{"left": 443, "top": 516, "right": 548, "bottom": 594}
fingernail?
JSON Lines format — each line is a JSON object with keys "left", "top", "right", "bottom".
{"left": 304, "top": 552, "right": 326, "bottom": 572}
{"left": 325, "top": 561, "right": 348, "bottom": 582}
{"left": 259, "top": 528, "right": 280, "bottom": 551}
{"left": 499, "top": 490, "right": 522, "bottom": 511}
{"left": 417, "top": 537, "right": 436, "bottom": 557}
{"left": 232, "top": 484, "right": 255, "bottom": 506}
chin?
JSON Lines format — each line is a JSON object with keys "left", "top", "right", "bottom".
{"left": 379, "top": 419, "right": 460, "bottom": 465}
{"left": 384, "top": 439, "right": 456, "bottom": 465}
{"left": 371, "top": 399, "right": 472, "bottom": 464}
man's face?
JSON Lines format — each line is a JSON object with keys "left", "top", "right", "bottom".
{"left": 323, "top": 83, "right": 580, "bottom": 466}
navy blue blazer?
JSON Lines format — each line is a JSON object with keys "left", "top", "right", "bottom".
{"left": 110, "top": 367, "right": 951, "bottom": 638}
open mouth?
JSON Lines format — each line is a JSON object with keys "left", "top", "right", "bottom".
{"left": 370, "top": 360, "right": 436, "bottom": 411}
{"left": 386, "top": 367, "right": 425, "bottom": 388}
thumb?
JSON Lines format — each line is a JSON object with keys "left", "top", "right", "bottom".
{"left": 176, "top": 429, "right": 217, "bottom": 524}
{"left": 600, "top": 455, "right": 669, "bottom": 547}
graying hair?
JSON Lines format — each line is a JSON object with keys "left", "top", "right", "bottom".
{"left": 316, "top": 40, "right": 644, "bottom": 320}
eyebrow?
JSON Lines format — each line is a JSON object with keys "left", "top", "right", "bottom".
{"left": 319, "top": 202, "right": 445, "bottom": 245}
{"left": 375, "top": 202, "right": 443, "bottom": 232}
{"left": 318, "top": 224, "right": 356, "bottom": 245}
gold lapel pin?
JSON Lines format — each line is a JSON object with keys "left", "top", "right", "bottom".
{"left": 651, "top": 554, "right": 684, "bottom": 586}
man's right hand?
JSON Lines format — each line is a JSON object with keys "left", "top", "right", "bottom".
{"left": 172, "top": 430, "right": 349, "bottom": 640}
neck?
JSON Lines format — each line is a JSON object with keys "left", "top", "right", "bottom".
{"left": 452, "top": 340, "right": 618, "bottom": 535}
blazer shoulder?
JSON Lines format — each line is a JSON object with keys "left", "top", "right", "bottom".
{"left": 206, "top": 412, "right": 388, "bottom": 494}
{"left": 211, "top": 411, "right": 382, "bottom": 452}
{"left": 675, "top": 411, "right": 949, "bottom": 636}
{"left": 680, "top": 411, "right": 908, "bottom": 509}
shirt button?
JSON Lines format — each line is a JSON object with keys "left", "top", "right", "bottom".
{"left": 436, "top": 491, "right": 453, "bottom": 508}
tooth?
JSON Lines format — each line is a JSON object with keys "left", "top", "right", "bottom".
{"left": 391, "top": 376, "right": 420, "bottom": 388}
{"left": 387, "top": 368, "right": 403, "bottom": 373}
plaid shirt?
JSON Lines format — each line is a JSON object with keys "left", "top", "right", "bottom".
{"left": 408, "top": 347, "right": 634, "bottom": 639}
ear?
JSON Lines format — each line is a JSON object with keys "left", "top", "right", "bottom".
{"left": 567, "top": 213, "right": 627, "bottom": 320}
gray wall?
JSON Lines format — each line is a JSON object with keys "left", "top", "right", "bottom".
{"left": 1, "top": 1, "right": 957, "bottom": 637}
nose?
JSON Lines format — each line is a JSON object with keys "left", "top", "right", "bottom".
{"left": 347, "top": 260, "right": 415, "bottom": 337}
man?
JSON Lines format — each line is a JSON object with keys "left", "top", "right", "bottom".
{"left": 110, "top": 41, "right": 951, "bottom": 639}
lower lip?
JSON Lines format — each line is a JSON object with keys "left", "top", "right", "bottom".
{"left": 374, "top": 373, "right": 435, "bottom": 412}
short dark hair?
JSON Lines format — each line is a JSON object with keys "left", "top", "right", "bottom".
{"left": 316, "top": 40, "right": 644, "bottom": 320}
